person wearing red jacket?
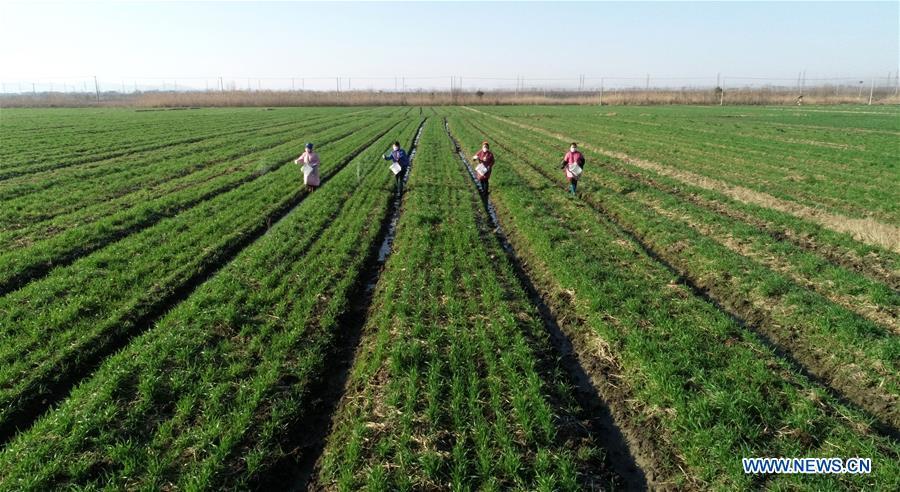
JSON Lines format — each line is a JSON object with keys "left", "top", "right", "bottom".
{"left": 473, "top": 141, "right": 495, "bottom": 195}
{"left": 560, "top": 142, "right": 585, "bottom": 195}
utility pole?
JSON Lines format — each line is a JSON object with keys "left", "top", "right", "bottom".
{"left": 800, "top": 69, "right": 806, "bottom": 97}
{"left": 868, "top": 78, "right": 875, "bottom": 105}
{"left": 33, "top": 83, "right": 36, "bottom": 95}
{"left": 646, "top": 73, "right": 650, "bottom": 90}
{"left": 599, "top": 77, "right": 604, "bottom": 106}
{"left": 719, "top": 76, "right": 725, "bottom": 106}
{"left": 93, "top": 75, "right": 100, "bottom": 103}
{"left": 292, "top": 78, "right": 295, "bottom": 91}
{"left": 336, "top": 77, "right": 340, "bottom": 92}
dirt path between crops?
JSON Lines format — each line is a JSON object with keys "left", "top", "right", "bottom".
{"left": 463, "top": 107, "right": 900, "bottom": 254}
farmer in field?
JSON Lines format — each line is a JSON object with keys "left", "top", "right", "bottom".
{"left": 295, "top": 142, "right": 320, "bottom": 192}
{"left": 472, "top": 141, "right": 495, "bottom": 195}
{"left": 383, "top": 140, "right": 409, "bottom": 194}
{"left": 560, "top": 142, "right": 585, "bottom": 195}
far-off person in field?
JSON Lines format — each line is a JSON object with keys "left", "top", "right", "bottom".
{"left": 473, "top": 141, "right": 495, "bottom": 196}
{"left": 295, "top": 142, "right": 320, "bottom": 192}
{"left": 383, "top": 140, "right": 410, "bottom": 195}
{"left": 560, "top": 142, "right": 585, "bottom": 196}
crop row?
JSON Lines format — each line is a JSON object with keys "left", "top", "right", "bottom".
{"left": 0, "top": 112, "right": 400, "bottom": 294}
{"left": 1, "top": 113, "right": 321, "bottom": 210}
{"left": 475, "top": 105, "right": 900, "bottom": 224}
{"left": 0, "top": 116, "right": 423, "bottom": 490}
{"left": 472, "top": 108, "right": 900, "bottom": 289}
{"left": 0, "top": 114, "right": 410, "bottom": 438}
{"left": 0, "top": 110, "right": 282, "bottom": 177}
{"left": 445, "top": 111, "right": 899, "bottom": 489}
{"left": 0, "top": 109, "right": 378, "bottom": 208}
{"left": 317, "top": 118, "right": 618, "bottom": 491}
{"left": 459, "top": 110, "right": 899, "bottom": 429}
{"left": 0, "top": 108, "right": 372, "bottom": 178}
{"left": 0, "top": 111, "right": 381, "bottom": 237}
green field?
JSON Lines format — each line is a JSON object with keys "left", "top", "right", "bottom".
{"left": 0, "top": 105, "right": 897, "bottom": 490}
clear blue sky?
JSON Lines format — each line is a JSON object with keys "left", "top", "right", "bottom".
{"left": 1, "top": 1, "right": 897, "bottom": 91}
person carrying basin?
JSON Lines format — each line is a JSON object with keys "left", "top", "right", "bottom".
{"left": 472, "top": 141, "right": 495, "bottom": 196}
{"left": 295, "top": 142, "right": 320, "bottom": 192}
{"left": 560, "top": 142, "right": 585, "bottom": 196}
{"left": 383, "top": 140, "right": 410, "bottom": 194}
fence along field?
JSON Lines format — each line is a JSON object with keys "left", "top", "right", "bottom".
{"left": 0, "top": 105, "right": 897, "bottom": 489}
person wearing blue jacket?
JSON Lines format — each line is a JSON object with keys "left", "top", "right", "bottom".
{"left": 383, "top": 140, "right": 409, "bottom": 194}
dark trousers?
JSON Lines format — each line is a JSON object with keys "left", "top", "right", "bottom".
{"left": 395, "top": 167, "right": 407, "bottom": 194}
{"left": 480, "top": 178, "right": 490, "bottom": 195}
